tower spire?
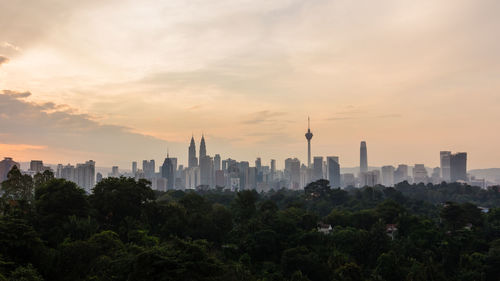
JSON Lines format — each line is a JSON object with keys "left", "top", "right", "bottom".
{"left": 305, "top": 117, "right": 313, "bottom": 168}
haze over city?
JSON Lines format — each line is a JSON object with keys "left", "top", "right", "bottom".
{"left": 1, "top": 0, "right": 500, "bottom": 169}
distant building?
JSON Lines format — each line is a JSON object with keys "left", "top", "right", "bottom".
{"left": 161, "top": 154, "right": 176, "bottom": 190}
{"left": 360, "top": 141, "right": 368, "bottom": 174}
{"left": 450, "top": 152, "right": 467, "bottom": 182}
{"left": 215, "top": 170, "right": 225, "bottom": 187}
{"left": 327, "top": 156, "right": 341, "bottom": 188}
{"left": 341, "top": 173, "right": 355, "bottom": 187}
{"left": 214, "top": 154, "right": 221, "bottom": 171}
{"left": 188, "top": 136, "right": 198, "bottom": 168}
{"left": 440, "top": 151, "right": 452, "bottom": 182}
{"left": 361, "top": 170, "right": 380, "bottom": 187}
{"left": 313, "top": 156, "right": 323, "bottom": 181}
{"left": 132, "top": 161, "right": 137, "bottom": 175}
{"left": 199, "top": 135, "right": 207, "bottom": 160}
{"left": 305, "top": 117, "right": 313, "bottom": 168}
{"left": 110, "top": 166, "right": 119, "bottom": 177}
{"left": 29, "top": 160, "right": 47, "bottom": 173}
{"left": 142, "top": 160, "right": 155, "bottom": 180}
{"left": 96, "top": 172, "right": 103, "bottom": 183}
{"left": 200, "top": 155, "right": 214, "bottom": 188}
{"left": 75, "top": 160, "right": 95, "bottom": 192}
{"left": 0, "top": 157, "right": 20, "bottom": 182}
{"left": 413, "top": 164, "right": 428, "bottom": 184}
{"left": 381, "top": 165, "right": 395, "bottom": 187}
{"left": 394, "top": 164, "right": 409, "bottom": 184}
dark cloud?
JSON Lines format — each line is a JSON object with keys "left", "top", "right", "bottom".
{"left": 0, "top": 56, "right": 8, "bottom": 66}
{"left": 0, "top": 90, "right": 183, "bottom": 165}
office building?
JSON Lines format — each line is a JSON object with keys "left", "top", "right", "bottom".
{"left": 394, "top": 164, "right": 409, "bottom": 184}
{"left": 381, "top": 165, "right": 395, "bottom": 187}
{"left": 450, "top": 152, "right": 467, "bottom": 182}
{"left": 199, "top": 155, "right": 214, "bottom": 188}
{"left": 214, "top": 154, "right": 221, "bottom": 171}
{"left": 161, "top": 154, "right": 176, "bottom": 190}
{"left": 327, "top": 156, "right": 341, "bottom": 188}
{"left": 413, "top": 164, "right": 428, "bottom": 184}
{"left": 360, "top": 141, "right": 368, "bottom": 174}
{"left": 313, "top": 156, "right": 323, "bottom": 181}
{"left": 440, "top": 151, "right": 451, "bottom": 182}
{"left": 132, "top": 161, "right": 137, "bottom": 175}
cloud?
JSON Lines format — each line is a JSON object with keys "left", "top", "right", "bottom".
{"left": 242, "top": 110, "right": 287, "bottom": 124}
{"left": 0, "top": 90, "right": 183, "bottom": 166}
{"left": 0, "top": 56, "right": 8, "bottom": 66}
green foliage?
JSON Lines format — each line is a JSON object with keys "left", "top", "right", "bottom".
{"left": 0, "top": 176, "right": 498, "bottom": 281}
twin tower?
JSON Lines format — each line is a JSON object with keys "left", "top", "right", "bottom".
{"left": 188, "top": 135, "right": 206, "bottom": 168}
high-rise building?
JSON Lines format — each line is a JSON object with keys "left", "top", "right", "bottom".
{"left": 199, "top": 134, "right": 207, "bottom": 160}
{"left": 142, "top": 160, "right": 155, "bottom": 179}
{"left": 360, "top": 141, "right": 368, "bottom": 174}
{"left": 30, "top": 160, "right": 44, "bottom": 173}
{"left": 75, "top": 160, "right": 95, "bottom": 192}
{"left": 305, "top": 117, "right": 313, "bottom": 168}
{"left": 199, "top": 155, "right": 214, "bottom": 188}
{"left": 361, "top": 170, "right": 379, "bottom": 187}
{"left": 161, "top": 154, "right": 176, "bottom": 190}
{"left": 246, "top": 167, "right": 257, "bottom": 189}
{"left": 132, "top": 161, "right": 137, "bottom": 175}
{"left": 394, "top": 164, "right": 409, "bottom": 184}
{"left": 214, "top": 154, "right": 221, "bottom": 171}
{"left": 270, "top": 159, "right": 276, "bottom": 174}
{"left": 289, "top": 159, "right": 301, "bottom": 189}
{"left": 450, "top": 152, "right": 467, "bottom": 182}
{"left": 0, "top": 157, "right": 20, "bottom": 183}
{"left": 440, "top": 151, "right": 451, "bottom": 182}
{"left": 327, "top": 156, "right": 341, "bottom": 188}
{"left": 255, "top": 157, "right": 262, "bottom": 172}
{"left": 381, "top": 165, "right": 395, "bottom": 187}
{"left": 313, "top": 156, "right": 323, "bottom": 181}
{"left": 215, "top": 170, "right": 225, "bottom": 187}
{"left": 413, "top": 164, "right": 428, "bottom": 184}
{"left": 110, "top": 166, "right": 119, "bottom": 177}
{"left": 61, "top": 164, "right": 75, "bottom": 182}
{"left": 188, "top": 136, "right": 198, "bottom": 168}
{"left": 341, "top": 173, "right": 355, "bottom": 187}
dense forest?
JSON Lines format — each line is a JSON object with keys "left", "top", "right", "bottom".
{"left": 1, "top": 166, "right": 499, "bottom": 281}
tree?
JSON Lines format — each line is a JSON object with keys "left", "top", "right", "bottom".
{"left": 34, "top": 179, "right": 90, "bottom": 245}
{"left": 0, "top": 166, "right": 34, "bottom": 213}
{"left": 9, "top": 264, "right": 44, "bottom": 281}
{"left": 90, "top": 177, "right": 155, "bottom": 227}
{"left": 233, "top": 190, "right": 259, "bottom": 223}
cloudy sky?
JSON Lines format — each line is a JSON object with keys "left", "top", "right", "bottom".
{"left": 1, "top": 0, "right": 499, "bottom": 169}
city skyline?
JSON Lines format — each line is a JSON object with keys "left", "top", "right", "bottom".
{"left": 1, "top": 0, "right": 500, "bottom": 169}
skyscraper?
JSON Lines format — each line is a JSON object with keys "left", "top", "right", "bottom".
{"left": 199, "top": 155, "right": 214, "bottom": 188}
{"left": 440, "top": 151, "right": 451, "bottom": 182}
{"left": 161, "top": 154, "right": 176, "bottom": 190}
{"left": 313, "top": 156, "right": 323, "bottom": 181}
{"left": 327, "top": 156, "right": 341, "bottom": 188}
{"left": 305, "top": 117, "right": 313, "bottom": 168}
{"left": 132, "top": 161, "right": 137, "bottom": 175}
{"left": 381, "top": 165, "right": 395, "bottom": 187}
{"left": 199, "top": 134, "right": 207, "bottom": 160}
{"left": 413, "top": 164, "right": 428, "bottom": 184}
{"left": 394, "top": 164, "right": 409, "bottom": 184}
{"left": 360, "top": 141, "right": 368, "bottom": 174}
{"left": 214, "top": 154, "right": 221, "bottom": 171}
{"left": 450, "top": 152, "right": 467, "bottom": 182}
{"left": 75, "top": 160, "right": 95, "bottom": 192}
{"left": 188, "top": 136, "right": 198, "bottom": 168}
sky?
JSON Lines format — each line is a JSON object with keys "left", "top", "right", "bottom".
{"left": 1, "top": 0, "right": 499, "bottom": 170}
